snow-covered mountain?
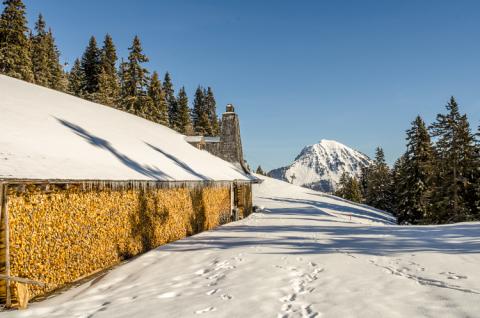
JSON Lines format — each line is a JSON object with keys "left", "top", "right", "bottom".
{"left": 268, "top": 139, "right": 372, "bottom": 192}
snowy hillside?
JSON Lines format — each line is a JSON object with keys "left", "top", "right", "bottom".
{"left": 269, "top": 139, "right": 372, "bottom": 192}
{"left": 0, "top": 75, "right": 252, "bottom": 181}
{"left": 4, "top": 176, "right": 480, "bottom": 318}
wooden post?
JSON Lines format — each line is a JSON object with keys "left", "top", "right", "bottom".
{"left": 230, "top": 182, "right": 234, "bottom": 218}
{"left": 1, "top": 184, "right": 10, "bottom": 307}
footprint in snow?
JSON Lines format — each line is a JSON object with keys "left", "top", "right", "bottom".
{"left": 220, "top": 294, "right": 232, "bottom": 300}
{"left": 280, "top": 293, "right": 296, "bottom": 302}
{"left": 195, "top": 268, "right": 211, "bottom": 275}
{"left": 302, "top": 304, "right": 314, "bottom": 315}
{"left": 157, "top": 291, "right": 179, "bottom": 299}
{"left": 195, "top": 306, "right": 216, "bottom": 314}
{"left": 281, "top": 303, "right": 292, "bottom": 312}
{"left": 306, "top": 287, "right": 316, "bottom": 294}
{"left": 440, "top": 272, "right": 468, "bottom": 280}
{"left": 206, "top": 289, "right": 219, "bottom": 295}
{"left": 207, "top": 273, "right": 225, "bottom": 281}
{"left": 448, "top": 275, "right": 468, "bottom": 280}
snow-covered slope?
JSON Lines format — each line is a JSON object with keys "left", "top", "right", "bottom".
{"left": 0, "top": 75, "right": 252, "bottom": 181}
{"left": 269, "top": 139, "right": 372, "bottom": 192}
{"left": 5, "top": 176, "right": 480, "bottom": 318}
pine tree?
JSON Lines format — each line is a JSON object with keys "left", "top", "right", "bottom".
{"left": 97, "top": 67, "right": 117, "bottom": 106}
{"left": 365, "top": 147, "right": 392, "bottom": 211}
{"left": 391, "top": 155, "right": 408, "bottom": 221}
{"left": 474, "top": 126, "right": 480, "bottom": 218}
{"left": 163, "top": 72, "right": 178, "bottom": 129}
{"left": 120, "top": 35, "right": 149, "bottom": 116}
{"left": 31, "top": 14, "right": 65, "bottom": 90}
{"left": 96, "top": 34, "right": 120, "bottom": 106}
{"left": 80, "top": 36, "right": 101, "bottom": 98}
{"left": 0, "top": 0, "right": 33, "bottom": 81}
{"left": 359, "top": 165, "right": 370, "bottom": 200}
{"left": 31, "top": 14, "right": 49, "bottom": 86}
{"left": 461, "top": 117, "right": 480, "bottom": 219}
{"left": 202, "top": 87, "right": 213, "bottom": 135}
{"left": 147, "top": 71, "right": 169, "bottom": 125}
{"left": 396, "top": 116, "right": 435, "bottom": 224}
{"left": 192, "top": 86, "right": 211, "bottom": 135}
{"left": 348, "top": 177, "right": 363, "bottom": 203}
{"left": 256, "top": 165, "right": 265, "bottom": 175}
{"left": 336, "top": 172, "right": 349, "bottom": 198}
{"left": 205, "top": 87, "right": 219, "bottom": 135}
{"left": 45, "top": 29, "right": 66, "bottom": 91}
{"left": 118, "top": 58, "right": 127, "bottom": 102}
{"left": 335, "top": 172, "right": 363, "bottom": 203}
{"left": 429, "top": 97, "right": 477, "bottom": 223}
{"left": 100, "top": 34, "right": 117, "bottom": 77}
{"left": 67, "top": 58, "right": 84, "bottom": 96}
{"left": 176, "top": 86, "right": 193, "bottom": 134}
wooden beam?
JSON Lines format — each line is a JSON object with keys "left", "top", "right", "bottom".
{"left": 0, "top": 274, "right": 45, "bottom": 287}
{"left": 0, "top": 178, "right": 253, "bottom": 185}
{"left": 2, "top": 184, "right": 10, "bottom": 307}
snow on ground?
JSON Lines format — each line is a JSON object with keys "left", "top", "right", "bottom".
{"left": 4, "top": 176, "right": 480, "bottom": 318}
{"left": 0, "top": 75, "right": 251, "bottom": 181}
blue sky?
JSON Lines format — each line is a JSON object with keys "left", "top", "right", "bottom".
{"left": 23, "top": 0, "right": 480, "bottom": 170}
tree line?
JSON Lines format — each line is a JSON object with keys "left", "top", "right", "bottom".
{"left": 335, "top": 97, "right": 480, "bottom": 225}
{"left": 0, "top": 0, "right": 220, "bottom": 136}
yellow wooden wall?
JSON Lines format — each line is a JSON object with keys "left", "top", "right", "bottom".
{"left": 1, "top": 183, "right": 231, "bottom": 301}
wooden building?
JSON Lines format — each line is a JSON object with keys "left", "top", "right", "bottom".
{"left": 0, "top": 75, "right": 257, "bottom": 307}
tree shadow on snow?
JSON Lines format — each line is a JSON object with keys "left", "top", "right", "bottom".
{"left": 145, "top": 142, "right": 209, "bottom": 180}
{"left": 157, "top": 205, "right": 480, "bottom": 256}
{"left": 310, "top": 191, "right": 391, "bottom": 216}
{"left": 56, "top": 117, "right": 171, "bottom": 180}
{"left": 259, "top": 196, "right": 396, "bottom": 224}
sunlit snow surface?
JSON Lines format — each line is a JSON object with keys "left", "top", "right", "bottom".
{"left": 4, "top": 176, "right": 480, "bottom": 317}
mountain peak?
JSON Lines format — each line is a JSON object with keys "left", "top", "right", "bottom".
{"left": 319, "top": 139, "right": 340, "bottom": 145}
{"left": 317, "top": 139, "right": 355, "bottom": 149}
{"left": 268, "top": 139, "right": 372, "bottom": 193}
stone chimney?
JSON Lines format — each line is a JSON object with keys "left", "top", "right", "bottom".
{"left": 226, "top": 104, "right": 235, "bottom": 113}
{"left": 219, "top": 104, "right": 247, "bottom": 171}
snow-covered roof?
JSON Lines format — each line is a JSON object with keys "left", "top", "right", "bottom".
{"left": 0, "top": 75, "right": 254, "bottom": 182}
{"left": 204, "top": 136, "right": 220, "bottom": 143}
{"left": 184, "top": 136, "right": 203, "bottom": 143}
